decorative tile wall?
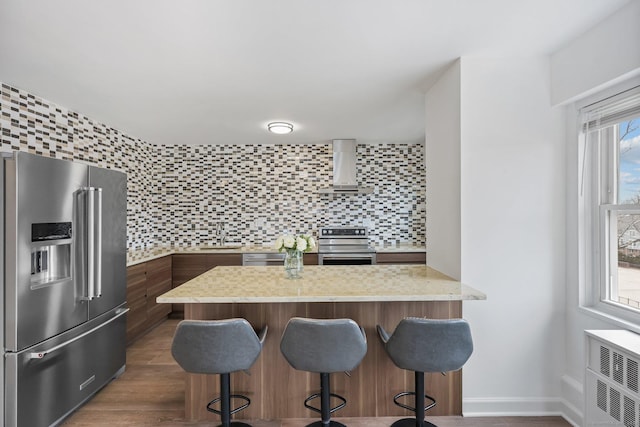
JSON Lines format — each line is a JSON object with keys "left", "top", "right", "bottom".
{"left": 0, "top": 83, "right": 156, "bottom": 249}
{"left": 1, "top": 82, "right": 426, "bottom": 249}
{"left": 152, "top": 143, "right": 425, "bottom": 246}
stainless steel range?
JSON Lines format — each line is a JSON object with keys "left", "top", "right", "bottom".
{"left": 318, "top": 227, "right": 376, "bottom": 265}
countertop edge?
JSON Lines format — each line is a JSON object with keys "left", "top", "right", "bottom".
{"left": 157, "top": 295, "right": 485, "bottom": 304}
{"left": 155, "top": 265, "right": 486, "bottom": 304}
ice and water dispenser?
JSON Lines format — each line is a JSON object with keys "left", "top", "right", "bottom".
{"left": 30, "top": 222, "right": 72, "bottom": 287}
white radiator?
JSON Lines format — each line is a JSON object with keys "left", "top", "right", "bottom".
{"left": 585, "top": 330, "right": 640, "bottom": 427}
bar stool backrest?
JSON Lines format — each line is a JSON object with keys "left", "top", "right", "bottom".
{"left": 172, "top": 319, "right": 263, "bottom": 374}
{"left": 280, "top": 317, "right": 367, "bottom": 373}
{"left": 385, "top": 318, "right": 473, "bottom": 373}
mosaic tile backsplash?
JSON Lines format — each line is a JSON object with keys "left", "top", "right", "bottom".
{"left": 0, "top": 83, "right": 156, "bottom": 250}
{"left": 153, "top": 143, "right": 425, "bottom": 246}
{"left": 1, "top": 82, "right": 425, "bottom": 248}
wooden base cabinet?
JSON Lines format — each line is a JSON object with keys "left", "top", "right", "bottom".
{"left": 303, "top": 253, "right": 318, "bottom": 265}
{"left": 376, "top": 252, "right": 426, "bottom": 264}
{"left": 171, "top": 253, "right": 242, "bottom": 317}
{"left": 126, "top": 256, "right": 172, "bottom": 344}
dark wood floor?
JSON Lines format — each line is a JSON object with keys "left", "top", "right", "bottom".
{"left": 63, "top": 319, "right": 571, "bottom": 427}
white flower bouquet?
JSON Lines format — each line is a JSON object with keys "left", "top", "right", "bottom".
{"left": 274, "top": 233, "right": 317, "bottom": 253}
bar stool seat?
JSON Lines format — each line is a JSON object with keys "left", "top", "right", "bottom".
{"left": 280, "top": 317, "right": 367, "bottom": 427}
{"left": 377, "top": 318, "right": 473, "bottom": 427}
{"left": 171, "top": 318, "right": 267, "bottom": 427}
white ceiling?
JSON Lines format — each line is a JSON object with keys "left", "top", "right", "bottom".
{"left": 0, "top": 0, "right": 630, "bottom": 145}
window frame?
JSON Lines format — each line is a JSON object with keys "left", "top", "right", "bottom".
{"left": 580, "top": 84, "right": 640, "bottom": 328}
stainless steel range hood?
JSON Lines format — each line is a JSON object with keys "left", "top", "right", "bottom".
{"left": 319, "top": 139, "right": 373, "bottom": 194}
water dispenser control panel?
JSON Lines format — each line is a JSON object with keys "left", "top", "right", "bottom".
{"left": 30, "top": 222, "right": 72, "bottom": 287}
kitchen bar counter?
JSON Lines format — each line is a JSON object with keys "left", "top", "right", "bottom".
{"left": 156, "top": 265, "right": 483, "bottom": 303}
{"left": 127, "top": 245, "right": 308, "bottom": 266}
{"left": 157, "top": 264, "right": 484, "bottom": 422}
{"left": 127, "top": 244, "right": 426, "bottom": 266}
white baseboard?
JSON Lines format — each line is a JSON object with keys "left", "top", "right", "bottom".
{"left": 560, "top": 374, "right": 584, "bottom": 427}
{"left": 463, "top": 397, "right": 565, "bottom": 417}
{"left": 559, "top": 398, "right": 582, "bottom": 427}
{"left": 463, "top": 378, "right": 585, "bottom": 427}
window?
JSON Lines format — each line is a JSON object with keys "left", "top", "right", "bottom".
{"left": 582, "top": 86, "right": 640, "bottom": 321}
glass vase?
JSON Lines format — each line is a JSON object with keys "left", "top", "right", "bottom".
{"left": 284, "top": 249, "right": 303, "bottom": 279}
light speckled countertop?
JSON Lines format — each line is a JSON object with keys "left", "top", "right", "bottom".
{"left": 156, "top": 264, "right": 484, "bottom": 303}
{"left": 127, "top": 243, "right": 426, "bottom": 266}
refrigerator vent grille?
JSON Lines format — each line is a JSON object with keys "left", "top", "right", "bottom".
{"left": 587, "top": 331, "right": 640, "bottom": 427}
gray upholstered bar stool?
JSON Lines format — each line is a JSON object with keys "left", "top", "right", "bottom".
{"left": 171, "top": 319, "right": 268, "bottom": 427}
{"left": 280, "top": 317, "right": 368, "bottom": 427}
{"left": 377, "top": 318, "right": 473, "bottom": 427}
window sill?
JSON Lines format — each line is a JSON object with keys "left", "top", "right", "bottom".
{"left": 579, "top": 304, "right": 640, "bottom": 334}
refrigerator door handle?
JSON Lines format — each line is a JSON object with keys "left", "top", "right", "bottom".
{"left": 92, "top": 187, "right": 103, "bottom": 299}
{"left": 28, "top": 308, "right": 129, "bottom": 360}
{"left": 83, "top": 187, "right": 103, "bottom": 300}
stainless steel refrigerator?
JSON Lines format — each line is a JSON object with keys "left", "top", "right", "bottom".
{"left": 0, "top": 151, "right": 128, "bottom": 427}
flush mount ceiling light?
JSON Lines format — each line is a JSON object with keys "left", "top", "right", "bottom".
{"left": 267, "top": 122, "right": 293, "bottom": 134}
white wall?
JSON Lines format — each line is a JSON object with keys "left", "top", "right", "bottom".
{"left": 550, "top": 0, "right": 640, "bottom": 106}
{"left": 424, "top": 3, "right": 640, "bottom": 423}
{"left": 425, "top": 56, "right": 567, "bottom": 416}
{"left": 460, "top": 57, "right": 567, "bottom": 415}
{"left": 425, "top": 59, "right": 462, "bottom": 280}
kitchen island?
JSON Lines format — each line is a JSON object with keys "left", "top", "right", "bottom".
{"left": 157, "top": 264, "right": 485, "bottom": 422}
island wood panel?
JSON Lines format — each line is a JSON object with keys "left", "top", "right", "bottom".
{"left": 332, "top": 302, "right": 379, "bottom": 417}
{"left": 182, "top": 300, "right": 462, "bottom": 421}
{"left": 229, "top": 302, "right": 266, "bottom": 420}
{"left": 261, "top": 302, "right": 311, "bottom": 419}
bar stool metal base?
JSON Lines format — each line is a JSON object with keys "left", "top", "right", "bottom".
{"left": 390, "top": 418, "right": 437, "bottom": 427}
{"left": 206, "top": 373, "right": 253, "bottom": 427}
{"left": 215, "top": 423, "right": 254, "bottom": 427}
{"left": 303, "top": 373, "right": 347, "bottom": 427}
{"left": 389, "top": 371, "right": 438, "bottom": 427}
{"left": 305, "top": 421, "right": 347, "bottom": 427}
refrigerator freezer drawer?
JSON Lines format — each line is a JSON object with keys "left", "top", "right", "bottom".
{"left": 4, "top": 308, "right": 127, "bottom": 427}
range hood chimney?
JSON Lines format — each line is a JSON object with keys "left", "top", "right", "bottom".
{"left": 318, "top": 139, "right": 373, "bottom": 194}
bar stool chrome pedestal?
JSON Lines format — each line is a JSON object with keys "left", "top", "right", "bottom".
{"left": 171, "top": 318, "right": 268, "bottom": 427}
{"left": 377, "top": 318, "right": 473, "bottom": 427}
